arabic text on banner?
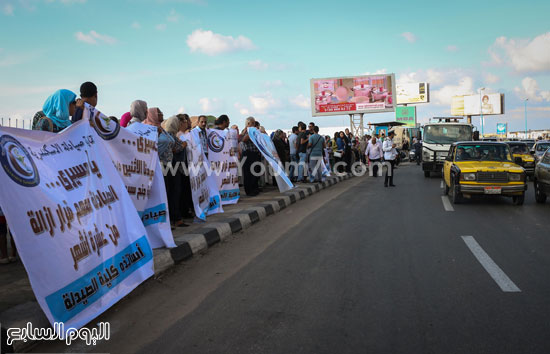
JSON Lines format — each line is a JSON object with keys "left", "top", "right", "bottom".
{"left": 179, "top": 131, "right": 222, "bottom": 220}
{"left": 0, "top": 120, "right": 154, "bottom": 332}
{"left": 206, "top": 128, "right": 240, "bottom": 205}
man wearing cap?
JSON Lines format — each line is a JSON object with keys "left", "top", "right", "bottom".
{"left": 382, "top": 130, "right": 398, "bottom": 187}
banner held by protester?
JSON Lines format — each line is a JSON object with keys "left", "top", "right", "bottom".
{"left": 0, "top": 121, "right": 154, "bottom": 332}
{"left": 206, "top": 128, "right": 240, "bottom": 205}
{"left": 248, "top": 127, "right": 294, "bottom": 192}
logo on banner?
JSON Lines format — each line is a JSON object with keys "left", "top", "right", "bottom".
{"left": 91, "top": 109, "right": 120, "bottom": 140}
{"left": 207, "top": 131, "right": 225, "bottom": 153}
{"left": 0, "top": 135, "right": 40, "bottom": 187}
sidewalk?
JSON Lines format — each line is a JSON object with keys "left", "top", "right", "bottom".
{"left": 0, "top": 173, "right": 352, "bottom": 352}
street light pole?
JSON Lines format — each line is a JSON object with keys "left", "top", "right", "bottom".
{"left": 523, "top": 98, "right": 529, "bottom": 139}
{"left": 479, "top": 87, "right": 485, "bottom": 138}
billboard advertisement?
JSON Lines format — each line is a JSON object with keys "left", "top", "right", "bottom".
{"left": 396, "top": 82, "right": 429, "bottom": 104}
{"left": 451, "top": 93, "right": 504, "bottom": 116}
{"left": 310, "top": 74, "right": 396, "bottom": 116}
{"left": 396, "top": 106, "right": 416, "bottom": 127}
{"left": 497, "top": 123, "right": 507, "bottom": 135}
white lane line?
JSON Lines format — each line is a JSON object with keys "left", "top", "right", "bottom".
{"left": 441, "top": 196, "right": 454, "bottom": 211}
{"left": 461, "top": 236, "right": 521, "bottom": 292}
{"left": 440, "top": 180, "right": 444, "bottom": 189}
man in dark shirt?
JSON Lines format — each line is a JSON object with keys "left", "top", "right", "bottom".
{"left": 297, "top": 122, "right": 309, "bottom": 182}
{"left": 72, "top": 81, "right": 98, "bottom": 123}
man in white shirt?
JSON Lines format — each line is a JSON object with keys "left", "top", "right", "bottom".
{"left": 382, "top": 130, "right": 398, "bottom": 187}
{"left": 365, "top": 136, "right": 383, "bottom": 177}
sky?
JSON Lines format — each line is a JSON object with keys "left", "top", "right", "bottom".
{"left": 1, "top": 0, "right": 549, "bottom": 134}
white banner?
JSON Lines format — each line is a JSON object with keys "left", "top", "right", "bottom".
{"left": 248, "top": 127, "right": 294, "bottom": 193}
{"left": 206, "top": 129, "right": 240, "bottom": 205}
{"left": 0, "top": 121, "right": 154, "bottom": 331}
{"left": 82, "top": 105, "right": 175, "bottom": 249}
{"left": 179, "top": 131, "right": 222, "bottom": 220}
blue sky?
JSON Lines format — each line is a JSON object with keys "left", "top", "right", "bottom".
{"left": 1, "top": 0, "right": 549, "bottom": 134}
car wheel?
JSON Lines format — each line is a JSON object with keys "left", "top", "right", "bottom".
{"left": 512, "top": 193, "right": 525, "bottom": 206}
{"left": 450, "top": 177, "right": 461, "bottom": 204}
{"left": 534, "top": 180, "right": 547, "bottom": 204}
{"left": 424, "top": 171, "right": 430, "bottom": 178}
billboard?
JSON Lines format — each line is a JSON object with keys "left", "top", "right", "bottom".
{"left": 451, "top": 93, "right": 504, "bottom": 116}
{"left": 497, "top": 123, "right": 507, "bottom": 135}
{"left": 396, "top": 106, "right": 416, "bottom": 127}
{"left": 310, "top": 74, "right": 396, "bottom": 116}
{"left": 396, "top": 82, "right": 429, "bottom": 104}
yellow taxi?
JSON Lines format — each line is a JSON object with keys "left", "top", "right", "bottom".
{"left": 443, "top": 142, "right": 527, "bottom": 205}
{"left": 506, "top": 141, "right": 535, "bottom": 178}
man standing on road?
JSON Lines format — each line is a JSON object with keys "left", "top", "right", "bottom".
{"left": 297, "top": 122, "right": 309, "bottom": 182}
{"left": 195, "top": 115, "right": 209, "bottom": 159}
{"left": 383, "top": 130, "right": 398, "bottom": 187}
{"left": 365, "top": 136, "right": 383, "bottom": 177}
{"left": 288, "top": 126, "right": 299, "bottom": 182}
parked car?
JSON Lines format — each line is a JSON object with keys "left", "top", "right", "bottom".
{"left": 506, "top": 141, "right": 535, "bottom": 178}
{"left": 532, "top": 140, "right": 550, "bottom": 164}
{"left": 534, "top": 148, "right": 550, "bottom": 203}
{"left": 443, "top": 142, "right": 527, "bottom": 205}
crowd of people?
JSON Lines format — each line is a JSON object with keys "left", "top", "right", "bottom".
{"left": 0, "top": 81, "right": 406, "bottom": 260}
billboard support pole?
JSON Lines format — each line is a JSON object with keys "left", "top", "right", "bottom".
{"left": 349, "top": 114, "right": 364, "bottom": 138}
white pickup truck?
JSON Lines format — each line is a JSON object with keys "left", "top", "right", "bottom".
{"left": 422, "top": 119, "right": 474, "bottom": 177}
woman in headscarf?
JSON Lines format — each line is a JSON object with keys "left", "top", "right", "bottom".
{"left": 36, "top": 89, "right": 77, "bottom": 132}
{"left": 128, "top": 100, "right": 148, "bottom": 125}
{"left": 120, "top": 112, "right": 132, "bottom": 127}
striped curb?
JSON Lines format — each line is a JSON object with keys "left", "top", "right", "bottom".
{"left": 153, "top": 172, "right": 353, "bottom": 274}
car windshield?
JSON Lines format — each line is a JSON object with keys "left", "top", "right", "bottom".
{"left": 424, "top": 125, "right": 472, "bottom": 144}
{"left": 535, "top": 143, "right": 550, "bottom": 152}
{"left": 455, "top": 144, "right": 512, "bottom": 162}
{"left": 509, "top": 144, "right": 530, "bottom": 154}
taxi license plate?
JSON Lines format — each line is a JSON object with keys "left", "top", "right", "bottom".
{"left": 484, "top": 187, "right": 502, "bottom": 194}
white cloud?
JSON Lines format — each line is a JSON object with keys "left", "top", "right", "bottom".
{"left": 186, "top": 29, "right": 255, "bottom": 55}
{"left": 131, "top": 21, "right": 141, "bottom": 29}
{"left": 167, "top": 9, "right": 179, "bottom": 22}
{"left": 235, "top": 92, "right": 278, "bottom": 115}
{"left": 489, "top": 32, "right": 550, "bottom": 72}
{"left": 290, "top": 94, "right": 310, "bottom": 109}
{"left": 3, "top": 3, "right": 14, "bottom": 15}
{"left": 484, "top": 72, "right": 500, "bottom": 84}
{"left": 401, "top": 32, "right": 417, "bottom": 43}
{"left": 155, "top": 23, "right": 167, "bottom": 31}
{"left": 514, "top": 77, "right": 550, "bottom": 102}
{"left": 362, "top": 69, "right": 387, "bottom": 75}
{"left": 446, "top": 45, "right": 458, "bottom": 52}
{"left": 431, "top": 77, "right": 474, "bottom": 105}
{"left": 249, "top": 93, "right": 277, "bottom": 114}
{"left": 46, "top": 0, "right": 87, "bottom": 4}
{"left": 198, "top": 97, "right": 223, "bottom": 113}
{"left": 397, "top": 69, "right": 446, "bottom": 86}
{"left": 263, "top": 80, "right": 284, "bottom": 88}
{"left": 75, "top": 30, "right": 117, "bottom": 45}
{"left": 177, "top": 106, "right": 187, "bottom": 114}
{"left": 248, "top": 59, "right": 268, "bottom": 70}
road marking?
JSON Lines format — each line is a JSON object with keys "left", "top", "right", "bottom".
{"left": 441, "top": 196, "right": 454, "bottom": 211}
{"left": 461, "top": 236, "right": 521, "bottom": 292}
{"left": 440, "top": 180, "right": 444, "bottom": 189}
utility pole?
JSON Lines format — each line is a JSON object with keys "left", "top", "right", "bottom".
{"left": 523, "top": 98, "right": 529, "bottom": 139}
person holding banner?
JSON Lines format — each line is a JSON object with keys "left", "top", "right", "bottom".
{"left": 35, "top": 89, "right": 77, "bottom": 133}
{"left": 195, "top": 115, "right": 209, "bottom": 159}
{"left": 164, "top": 116, "right": 189, "bottom": 227}
{"left": 240, "top": 117, "right": 261, "bottom": 196}
{"left": 176, "top": 114, "right": 194, "bottom": 219}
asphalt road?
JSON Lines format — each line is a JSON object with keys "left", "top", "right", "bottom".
{"left": 33, "top": 164, "right": 550, "bottom": 354}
